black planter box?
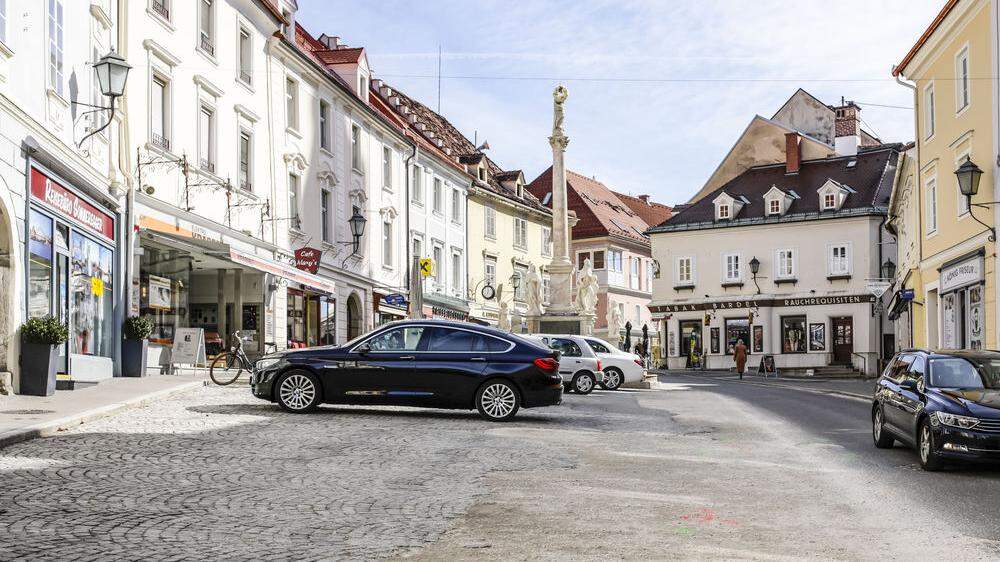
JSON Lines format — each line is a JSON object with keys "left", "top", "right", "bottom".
{"left": 20, "top": 342, "right": 58, "bottom": 396}
{"left": 121, "top": 339, "right": 149, "bottom": 377}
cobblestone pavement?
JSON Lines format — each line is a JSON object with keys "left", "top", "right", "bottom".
{"left": 0, "top": 386, "right": 576, "bottom": 561}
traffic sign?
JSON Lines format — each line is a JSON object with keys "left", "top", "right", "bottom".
{"left": 866, "top": 281, "right": 891, "bottom": 298}
{"left": 384, "top": 293, "right": 407, "bottom": 306}
{"left": 419, "top": 258, "right": 433, "bottom": 277}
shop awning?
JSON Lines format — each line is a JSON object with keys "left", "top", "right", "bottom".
{"left": 229, "top": 249, "right": 337, "bottom": 295}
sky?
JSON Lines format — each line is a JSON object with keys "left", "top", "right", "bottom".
{"left": 297, "top": 0, "right": 945, "bottom": 205}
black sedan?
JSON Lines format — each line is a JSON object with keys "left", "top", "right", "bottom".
{"left": 250, "top": 319, "right": 563, "bottom": 421}
{"left": 873, "top": 349, "right": 1000, "bottom": 470}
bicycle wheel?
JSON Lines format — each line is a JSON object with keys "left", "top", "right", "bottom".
{"left": 209, "top": 352, "right": 244, "bottom": 386}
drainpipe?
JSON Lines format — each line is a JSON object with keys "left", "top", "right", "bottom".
{"left": 894, "top": 66, "right": 921, "bottom": 347}
{"left": 992, "top": 0, "right": 1000, "bottom": 349}
{"left": 405, "top": 141, "right": 418, "bottom": 317}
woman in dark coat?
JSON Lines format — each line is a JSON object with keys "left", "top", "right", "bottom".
{"left": 734, "top": 339, "right": 748, "bottom": 380}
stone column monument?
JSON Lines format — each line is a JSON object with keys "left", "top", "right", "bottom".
{"left": 527, "top": 85, "right": 595, "bottom": 336}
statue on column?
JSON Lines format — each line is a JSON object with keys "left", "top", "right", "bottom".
{"left": 553, "top": 86, "right": 568, "bottom": 134}
{"left": 606, "top": 299, "right": 622, "bottom": 342}
{"left": 525, "top": 264, "right": 544, "bottom": 316}
{"left": 576, "top": 258, "right": 598, "bottom": 314}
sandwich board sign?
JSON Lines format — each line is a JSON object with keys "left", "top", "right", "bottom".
{"left": 171, "top": 328, "right": 207, "bottom": 374}
{"left": 757, "top": 355, "right": 777, "bottom": 378}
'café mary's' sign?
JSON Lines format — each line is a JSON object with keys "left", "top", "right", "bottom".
{"left": 294, "top": 247, "right": 322, "bottom": 274}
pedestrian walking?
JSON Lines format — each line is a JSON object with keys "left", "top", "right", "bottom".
{"left": 734, "top": 339, "right": 748, "bottom": 380}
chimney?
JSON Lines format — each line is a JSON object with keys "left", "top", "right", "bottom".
{"left": 318, "top": 34, "right": 341, "bottom": 50}
{"left": 785, "top": 132, "right": 801, "bottom": 174}
{"left": 638, "top": 194, "right": 650, "bottom": 205}
{"left": 833, "top": 101, "right": 860, "bottom": 156}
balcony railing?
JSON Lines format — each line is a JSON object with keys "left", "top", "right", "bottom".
{"left": 240, "top": 181, "right": 252, "bottom": 191}
{"left": 150, "top": 133, "right": 170, "bottom": 151}
{"left": 151, "top": 0, "right": 169, "bottom": 20}
{"left": 200, "top": 33, "right": 215, "bottom": 56}
{"left": 200, "top": 159, "right": 215, "bottom": 173}
{"left": 239, "top": 70, "right": 252, "bottom": 85}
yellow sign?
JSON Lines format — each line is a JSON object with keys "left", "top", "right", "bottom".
{"left": 419, "top": 258, "right": 434, "bottom": 277}
{"left": 91, "top": 277, "right": 104, "bottom": 297}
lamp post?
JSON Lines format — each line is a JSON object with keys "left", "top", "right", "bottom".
{"left": 78, "top": 49, "right": 131, "bottom": 147}
{"left": 955, "top": 158, "right": 995, "bottom": 241}
{"left": 348, "top": 208, "right": 366, "bottom": 255}
{"left": 749, "top": 256, "right": 761, "bottom": 295}
{"left": 881, "top": 258, "right": 896, "bottom": 282}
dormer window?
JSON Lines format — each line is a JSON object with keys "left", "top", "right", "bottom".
{"left": 719, "top": 204, "right": 730, "bottom": 219}
{"left": 823, "top": 193, "right": 836, "bottom": 210}
{"left": 768, "top": 199, "right": 781, "bottom": 215}
{"left": 712, "top": 191, "right": 744, "bottom": 221}
{"left": 478, "top": 167, "right": 486, "bottom": 181}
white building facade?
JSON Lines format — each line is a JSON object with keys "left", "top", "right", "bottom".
{"left": 0, "top": 0, "right": 129, "bottom": 389}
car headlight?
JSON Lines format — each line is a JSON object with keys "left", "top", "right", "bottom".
{"left": 255, "top": 358, "right": 281, "bottom": 371}
{"left": 932, "top": 412, "right": 979, "bottom": 430}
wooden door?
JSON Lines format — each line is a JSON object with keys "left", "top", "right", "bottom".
{"left": 832, "top": 317, "right": 853, "bottom": 364}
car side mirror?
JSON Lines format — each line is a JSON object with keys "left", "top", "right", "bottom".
{"left": 356, "top": 343, "right": 371, "bottom": 355}
{"left": 900, "top": 379, "right": 919, "bottom": 392}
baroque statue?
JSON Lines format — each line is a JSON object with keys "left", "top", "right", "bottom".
{"left": 498, "top": 301, "right": 511, "bottom": 332}
{"left": 576, "top": 258, "right": 598, "bottom": 314}
{"left": 552, "top": 85, "right": 568, "bottom": 134}
{"left": 526, "top": 264, "right": 544, "bottom": 316}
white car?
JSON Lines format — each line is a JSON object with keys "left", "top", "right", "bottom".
{"left": 579, "top": 336, "right": 645, "bottom": 390}
{"left": 525, "top": 334, "right": 603, "bottom": 394}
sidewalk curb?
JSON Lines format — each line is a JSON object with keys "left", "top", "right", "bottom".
{"left": 0, "top": 381, "right": 204, "bottom": 450}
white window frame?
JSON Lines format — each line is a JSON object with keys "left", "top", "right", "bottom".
{"left": 828, "top": 243, "right": 852, "bottom": 276}
{"left": 955, "top": 44, "right": 970, "bottom": 114}
{"left": 0, "top": 0, "right": 7, "bottom": 46}
{"left": 607, "top": 249, "right": 624, "bottom": 286}
{"left": 432, "top": 178, "right": 443, "bottom": 214}
{"left": 351, "top": 124, "right": 362, "bottom": 171}
{"left": 287, "top": 173, "right": 300, "bottom": 229}
{"left": 822, "top": 192, "right": 837, "bottom": 210}
{"left": 923, "top": 82, "right": 935, "bottom": 140}
{"left": 775, "top": 249, "right": 795, "bottom": 279}
{"left": 411, "top": 166, "right": 423, "bottom": 204}
{"left": 197, "top": 0, "right": 215, "bottom": 58}
{"left": 432, "top": 244, "right": 444, "bottom": 287}
{"left": 238, "top": 127, "right": 252, "bottom": 191}
{"left": 484, "top": 204, "right": 496, "bottom": 239}
{"left": 285, "top": 76, "right": 299, "bottom": 131}
{"left": 450, "top": 249, "right": 462, "bottom": 293}
{"left": 48, "top": 0, "right": 64, "bottom": 98}
{"left": 630, "top": 257, "right": 640, "bottom": 290}
{"left": 149, "top": 0, "right": 170, "bottom": 23}
{"left": 149, "top": 72, "right": 171, "bottom": 151}
{"left": 197, "top": 101, "right": 216, "bottom": 172}
{"left": 319, "top": 99, "right": 331, "bottom": 151}
{"left": 237, "top": 25, "right": 252, "bottom": 86}
{"left": 723, "top": 253, "right": 741, "bottom": 283}
{"left": 513, "top": 217, "right": 528, "bottom": 250}
{"left": 382, "top": 146, "right": 392, "bottom": 191}
{"left": 450, "top": 189, "right": 461, "bottom": 223}
{"left": 382, "top": 220, "right": 393, "bottom": 267}
{"left": 718, "top": 204, "right": 730, "bottom": 220}
{"left": 925, "top": 176, "right": 938, "bottom": 234}
{"left": 411, "top": 234, "right": 423, "bottom": 259}
{"left": 768, "top": 198, "right": 781, "bottom": 215}
{"left": 484, "top": 255, "right": 497, "bottom": 287}
{"left": 320, "top": 188, "right": 332, "bottom": 242}
{"left": 676, "top": 256, "right": 694, "bottom": 285}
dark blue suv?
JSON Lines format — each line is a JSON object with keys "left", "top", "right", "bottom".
{"left": 873, "top": 350, "right": 1000, "bottom": 471}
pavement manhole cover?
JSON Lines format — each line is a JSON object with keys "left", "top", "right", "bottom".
{"left": 0, "top": 409, "right": 56, "bottom": 415}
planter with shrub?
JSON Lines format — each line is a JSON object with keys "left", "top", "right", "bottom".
{"left": 122, "top": 316, "right": 155, "bottom": 377}
{"left": 20, "top": 316, "right": 69, "bottom": 396}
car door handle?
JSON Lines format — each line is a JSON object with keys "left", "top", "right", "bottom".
{"left": 470, "top": 357, "right": 486, "bottom": 362}
{"left": 400, "top": 355, "right": 415, "bottom": 360}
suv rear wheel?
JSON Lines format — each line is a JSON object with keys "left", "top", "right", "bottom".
{"left": 872, "top": 405, "right": 895, "bottom": 448}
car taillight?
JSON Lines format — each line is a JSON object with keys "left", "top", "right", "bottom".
{"left": 596, "top": 359, "right": 602, "bottom": 371}
{"left": 634, "top": 359, "right": 643, "bottom": 367}
{"left": 533, "top": 357, "right": 559, "bottom": 373}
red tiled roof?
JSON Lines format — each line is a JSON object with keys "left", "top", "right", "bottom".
{"left": 612, "top": 191, "right": 673, "bottom": 227}
{"left": 526, "top": 168, "right": 654, "bottom": 243}
{"left": 314, "top": 47, "right": 365, "bottom": 65}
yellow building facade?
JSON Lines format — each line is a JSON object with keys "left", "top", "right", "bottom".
{"left": 466, "top": 182, "right": 553, "bottom": 327}
{"left": 894, "top": 0, "right": 1000, "bottom": 349}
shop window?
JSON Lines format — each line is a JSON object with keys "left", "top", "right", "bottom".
{"left": 781, "top": 316, "right": 807, "bottom": 353}
{"left": 70, "top": 232, "right": 114, "bottom": 358}
{"left": 28, "top": 210, "right": 54, "bottom": 318}
{"left": 724, "top": 318, "right": 749, "bottom": 355}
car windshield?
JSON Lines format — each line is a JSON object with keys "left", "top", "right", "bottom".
{"left": 928, "top": 357, "right": 1000, "bottom": 389}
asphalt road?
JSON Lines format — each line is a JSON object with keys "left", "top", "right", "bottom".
{"left": 663, "top": 372, "right": 1000, "bottom": 543}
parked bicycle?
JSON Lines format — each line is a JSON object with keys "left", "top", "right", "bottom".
{"left": 209, "top": 332, "right": 277, "bottom": 386}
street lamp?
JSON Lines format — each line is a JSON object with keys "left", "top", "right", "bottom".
{"left": 881, "top": 259, "right": 896, "bottom": 281}
{"left": 348, "top": 208, "right": 366, "bottom": 254}
{"left": 77, "top": 49, "right": 131, "bottom": 147}
{"left": 748, "top": 256, "right": 761, "bottom": 295}
{"left": 954, "top": 157, "right": 995, "bottom": 241}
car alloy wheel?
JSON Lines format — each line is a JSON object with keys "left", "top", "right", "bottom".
{"left": 918, "top": 420, "right": 943, "bottom": 471}
{"left": 477, "top": 381, "right": 520, "bottom": 421}
{"left": 601, "top": 368, "right": 623, "bottom": 391}
{"left": 872, "top": 406, "right": 894, "bottom": 449}
{"left": 573, "top": 373, "right": 595, "bottom": 395}
{"left": 277, "top": 372, "right": 319, "bottom": 413}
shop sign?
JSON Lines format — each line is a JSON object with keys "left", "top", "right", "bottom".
{"left": 941, "top": 256, "right": 983, "bottom": 293}
{"left": 30, "top": 168, "right": 115, "bottom": 241}
{"left": 383, "top": 293, "right": 407, "bottom": 306}
{"left": 649, "top": 294, "right": 875, "bottom": 314}
{"left": 432, "top": 306, "right": 468, "bottom": 321}
{"left": 294, "top": 247, "right": 322, "bottom": 274}
{"left": 91, "top": 277, "right": 104, "bottom": 297}
{"left": 148, "top": 275, "right": 172, "bottom": 310}
{"left": 900, "top": 289, "right": 915, "bottom": 301}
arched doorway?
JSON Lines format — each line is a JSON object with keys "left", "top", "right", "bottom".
{"left": 0, "top": 180, "right": 15, "bottom": 381}
{"left": 346, "top": 293, "right": 363, "bottom": 340}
